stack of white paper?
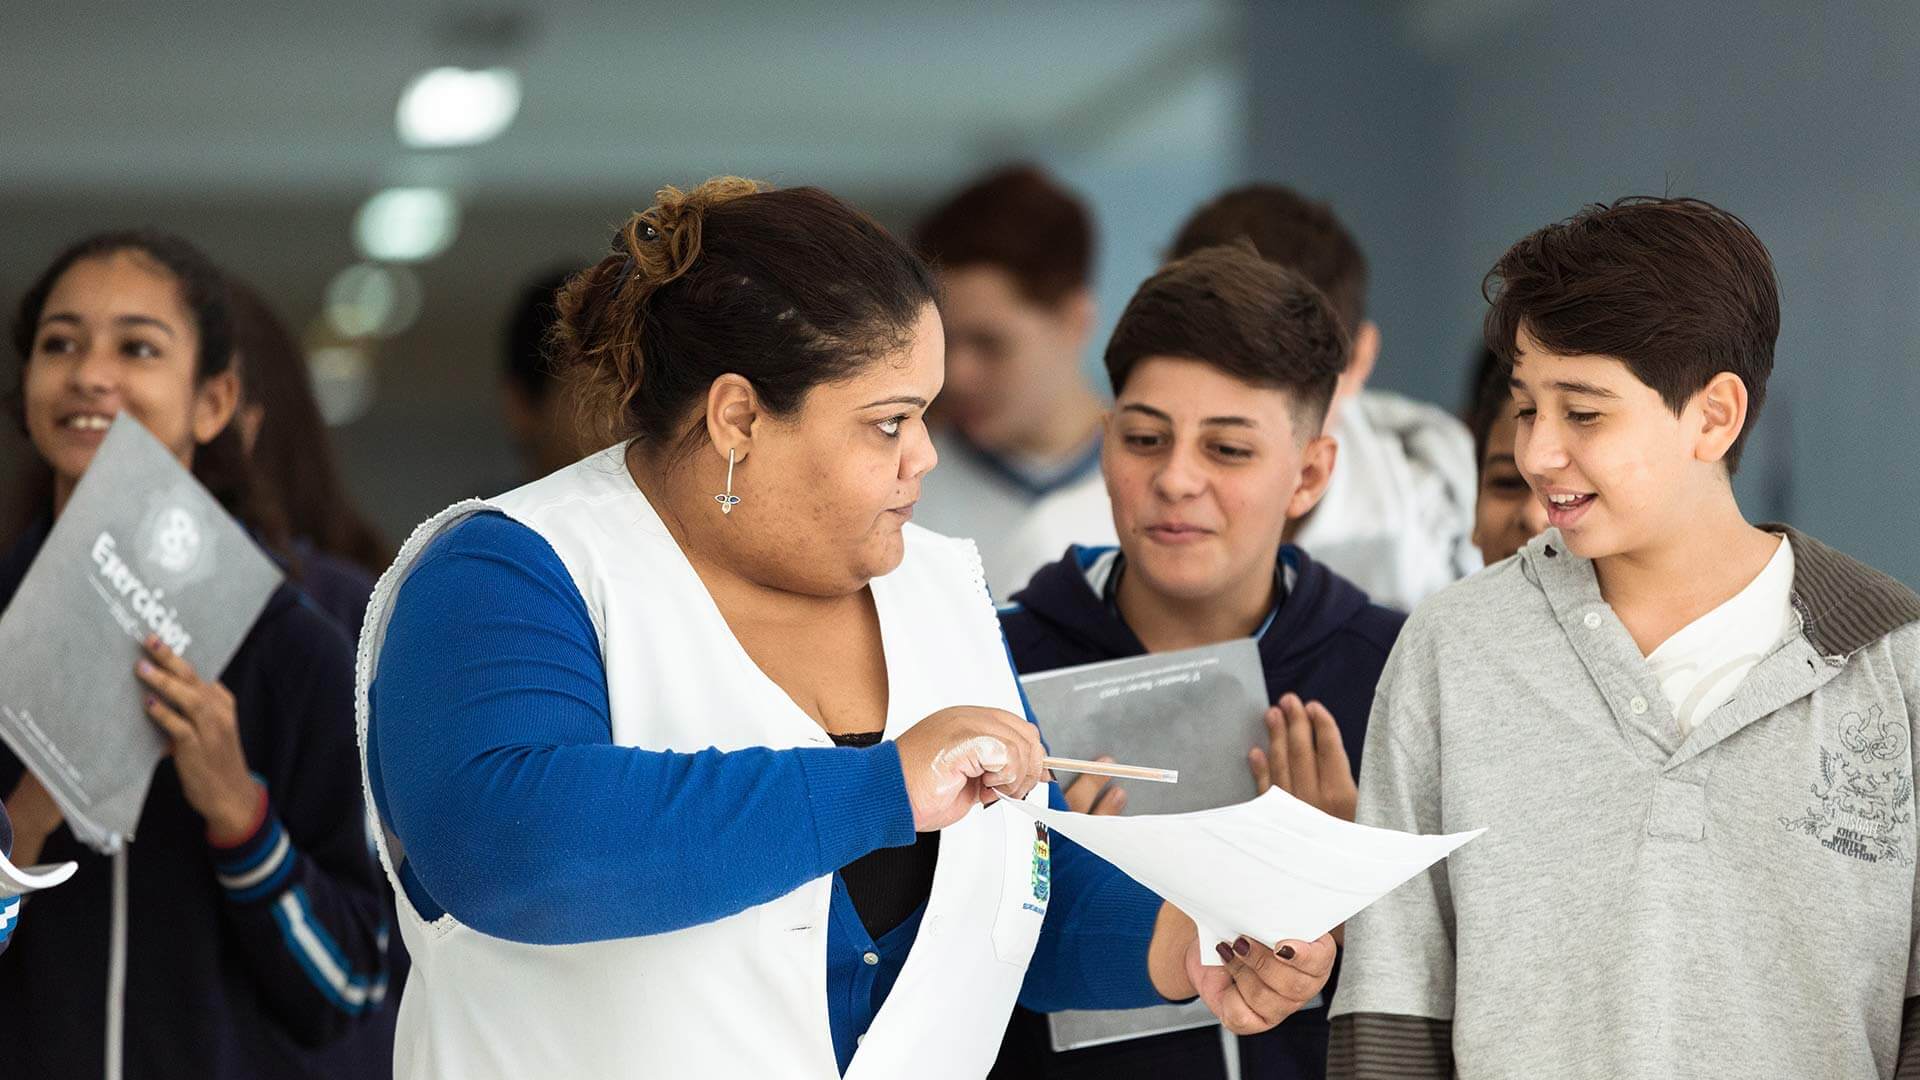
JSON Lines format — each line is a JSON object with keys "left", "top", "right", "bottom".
{"left": 1005, "top": 787, "right": 1480, "bottom": 962}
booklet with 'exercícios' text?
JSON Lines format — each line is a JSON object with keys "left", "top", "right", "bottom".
{"left": 0, "top": 415, "right": 282, "bottom": 853}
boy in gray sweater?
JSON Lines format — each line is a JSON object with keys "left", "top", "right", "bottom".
{"left": 1329, "top": 197, "right": 1920, "bottom": 1079}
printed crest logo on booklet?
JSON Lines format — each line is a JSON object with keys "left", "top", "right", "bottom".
{"left": 136, "top": 485, "right": 218, "bottom": 586}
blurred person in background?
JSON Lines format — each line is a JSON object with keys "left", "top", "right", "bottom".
{"left": 1463, "top": 347, "right": 1547, "bottom": 566}
{"left": 228, "top": 278, "right": 390, "bottom": 637}
{"left": 911, "top": 166, "right": 1106, "bottom": 596}
{"left": 1005, "top": 186, "right": 1481, "bottom": 611}
{"left": 0, "top": 230, "right": 389, "bottom": 1079}
{"left": 500, "top": 266, "right": 594, "bottom": 480}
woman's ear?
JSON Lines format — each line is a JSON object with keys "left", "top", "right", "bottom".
{"left": 1692, "top": 371, "right": 1750, "bottom": 466}
{"left": 703, "top": 373, "right": 761, "bottom": 462}
{"left": 191, "top": 368, "right": 241, "bottom": 447}
{"left": 1287, "top": 434, "right": 1339, "bottom": 520}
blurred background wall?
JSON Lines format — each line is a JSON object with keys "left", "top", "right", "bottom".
{"left": 4, "top": 0, "right": 1915, "bottom": 584}
{"left": 1249, "top": 0, "right": 1920, "bottom": 586}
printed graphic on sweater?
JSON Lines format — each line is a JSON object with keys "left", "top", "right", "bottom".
{"left": 1781, "top": 705, "right": 1914, "bottom": 866}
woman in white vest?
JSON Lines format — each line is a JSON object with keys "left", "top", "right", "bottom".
{"left": 357, "top": 178, "right": 1335, "bottom": 1079}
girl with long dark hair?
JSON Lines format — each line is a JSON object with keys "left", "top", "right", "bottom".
{"left": 0, "top": 230, "right": 388, "bottom": 1079}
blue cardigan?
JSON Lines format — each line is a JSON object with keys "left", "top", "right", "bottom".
{"left": 366, "top": 513, "right": 1169, "bottom": 1073}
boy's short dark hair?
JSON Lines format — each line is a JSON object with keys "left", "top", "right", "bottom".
{"left": 1169, "top": 184, "right": 1367, "bottom": 337}
{"left": 1483, "top": 196, "right": 1779, "bottom": 472}
{"left": 1105, "top": 242, "right": 1347, "bottom": 435}
{"left": 913, "top": 165, "right": 1092, "bottom": 306}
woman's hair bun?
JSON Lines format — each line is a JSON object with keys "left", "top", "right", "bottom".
{"left": 620, "top": 176, "right": 763, "bottom": 291}
{"left": 549, "top": 177, "right": 766, "bottom": 447}
{"left": 550, "top": 176, "right": 936, "bottom": 457}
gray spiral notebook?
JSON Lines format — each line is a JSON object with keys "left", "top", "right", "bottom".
{"left": 1019, "top": 638, "right": 1270, "bottom": 1053}
{"left": 0, "top": 415, "right": 282, "bottom": 853}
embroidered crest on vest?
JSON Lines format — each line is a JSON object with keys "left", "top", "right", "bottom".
{"left": 1780, "top": 706, "right": 1914, "bottom": 866}
{"left": 1030, "top": 822, "right": 1051, "bottom": 907}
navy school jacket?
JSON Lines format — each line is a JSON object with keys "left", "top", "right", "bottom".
{"left": 0, "top": 515, "right": 389, "bottom": 1079}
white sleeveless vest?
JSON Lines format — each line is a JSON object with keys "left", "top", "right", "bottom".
{"left": 354, "top": 446, "right": 1050, "bottom": 1079}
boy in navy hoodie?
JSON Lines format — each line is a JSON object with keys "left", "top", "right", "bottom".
{"left": 991, "top": 244, "right": 1404, "bottom": 1079}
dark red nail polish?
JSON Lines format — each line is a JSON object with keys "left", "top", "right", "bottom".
{"left": 1232, "top": 937, "right": 1251, "bottom": 957}
{"left": 1215, "top": 942, "right": 1234, "bottom": 964}
{"left": 1277, "top": 944, "right": 1296, "bottom": 960}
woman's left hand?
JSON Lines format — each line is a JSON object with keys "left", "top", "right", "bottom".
{"left": 1188, "top": 931, "right": 1337, "bottom": 1034}
{"left": 134, "top": 635, "right": 263, "bottom": 843}
{"left": 1148, "top": 904, "right": 1337, "bottom": 1035}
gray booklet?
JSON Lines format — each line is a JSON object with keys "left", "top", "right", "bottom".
{"left": 0, "top": 415, "right": 282, "bottom": 853}
{"left": 1020, "top": 638, "right": 1270, "bottom": 1053}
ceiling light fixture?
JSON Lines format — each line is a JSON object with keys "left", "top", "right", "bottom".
{"left": 396, "top": 66, "right": 522, "bottom": 148}
{"left": 354, "top": 186, "right": 461, "bottom": 262}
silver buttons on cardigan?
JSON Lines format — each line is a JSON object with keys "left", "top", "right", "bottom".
{"left": 1583, "top": 612, "right": 1603, "bottom": 629}
{"left": 1630, "top": 695, "right": 1649, "bottom": 715}
{"left": 863, "top": 951, "right": 879, "bottom": 966}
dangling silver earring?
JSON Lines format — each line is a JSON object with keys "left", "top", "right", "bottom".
{"left": 714, "top": 448, "right": 741, "bottom": 515}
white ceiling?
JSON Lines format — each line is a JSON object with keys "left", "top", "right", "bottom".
{"left": 0, "top": 0, "right": 1243, "bottom": 199}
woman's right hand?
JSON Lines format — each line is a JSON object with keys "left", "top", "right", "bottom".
{"left": 895, "top": 706, "right": 1048, "bottom": 831}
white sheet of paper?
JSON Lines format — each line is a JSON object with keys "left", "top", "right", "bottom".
{"left": 0, "top": 851, "right": 77, "bottom": 899}
{"left": 1005, "top": 788, "right": 1481, "bottom": 965}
